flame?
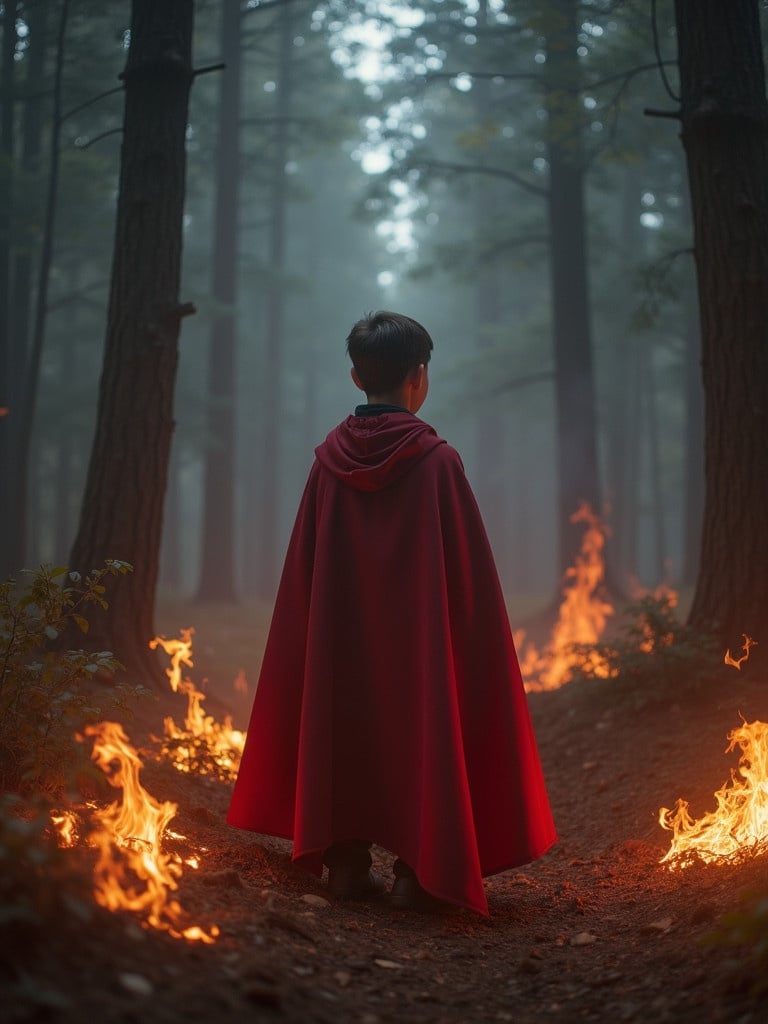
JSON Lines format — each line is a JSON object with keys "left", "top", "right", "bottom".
{"left": 520, "top": 504, "right": 615, "bottom": 691}
{"left": 50, "top": 810, "right": 77, "bottom": 847}
{"left": 724, "top": 634, "right": 757, "bottom": 671}
{"left": 659, "top": 719, "right": 768, "bottom": 869}
{"left": 85, "top": 721, "right": 218, "bottom": 942}
{"left": 150, "top": 629, "right": 245, "bottom": 780}
{"left": 233, "top": 668, "right": 248, "bottom": 695}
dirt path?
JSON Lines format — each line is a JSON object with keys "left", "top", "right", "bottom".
{"left": 4, "top": 672, "right": 768, "bottom": 1024}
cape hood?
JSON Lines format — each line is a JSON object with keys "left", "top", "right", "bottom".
{"left": 315, "top": 412, "right": 446, "bottom": 492}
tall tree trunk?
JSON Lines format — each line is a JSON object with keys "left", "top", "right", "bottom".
{"left": 14, "top": 0, "right": 67, "bottom": 571}
{"left": 681, "top": 298, "right": 704, "bottom": 586}
{"left": 258, "top": 0, "right": 293, "bottom": 598}
{"left": 196, "top": 0, "right": 241, "bottom": 603}
{"left": 544, "top": 0, "right": 602, "bottom": 578}
{"left": 675, "top": 0, "right": 768, "bottom": 649}
{"left": 68, "top": 0, "right": 195, "bottom": 684}
{"left": 472, "top": 0, "right": 507, "bottom": 578}
{"left": 0, "top": 3, "right": 18, "bottom": 579}
{"left": 644, "top": 344, "right": 666, "bottom": 582}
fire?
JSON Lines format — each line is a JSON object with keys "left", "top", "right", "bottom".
{"left": 150, "top": 629, "right": 245, "bottom": 780}
{"left": 520, "top": 504, "right": 615, "bottom": 692}
{"left": 233, "top": 668, "right": 248, "bottom": 695}
{"left": 51, "top": 810, "right": 77, "bottom": 847}
{"left": 85, "top": 720, "right": 219, "bottom": 942}
{"left": 659, "top": 719, "right": 768, "bottom": 869}
{"left": 724, "top": 634, "right": 757, "bottom": 671}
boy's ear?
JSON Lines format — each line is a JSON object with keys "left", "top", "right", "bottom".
{"left": 351, "top": 367, "right": 366, "bottom": 392}
{"left": 410, "top": 364, "right": 425, "bottom": 389}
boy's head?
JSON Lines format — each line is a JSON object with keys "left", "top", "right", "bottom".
{"left": 346, "top": 311, "right": 433, "bottom": 397}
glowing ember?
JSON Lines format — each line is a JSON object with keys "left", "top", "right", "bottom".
{"left": 519, "top": 504, "right": 615, "bottom": 692}
{"left": 724, "top": 634, "right": 757, "bottom": 671}
{"left": 659, "top": 719, "right": 768, "bottom": 869}
{"left": 150, "top": 629, "right": 245, "bottom": 780}
{"left": 85, "top": 720, "right": 219, "bottom": 942}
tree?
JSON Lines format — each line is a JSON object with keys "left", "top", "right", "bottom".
{"left": 674, "top": 0, "right": 768, "bottom": 646}
{"left": 68, "top": 0, "right": 195, "bottom": 683}
{"left": 196, "top": 0, "right": 242, "bottom": 604}
{"left": 0, "top": 3, "right": 18, "bottom": 580}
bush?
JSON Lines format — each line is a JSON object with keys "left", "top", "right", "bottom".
{"left": 568, "top": 595, "right": 721, "bottom": 705}
{"left": 0, "top": 561, "right": 150, "bottom": 797}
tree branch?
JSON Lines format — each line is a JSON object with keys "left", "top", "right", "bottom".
{"left": 415, "top": 159, "right": 549, "bottom": 198}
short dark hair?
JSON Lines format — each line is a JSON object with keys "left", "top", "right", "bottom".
{"left": 346, "top": 311, "right": 433, "bottom": 394}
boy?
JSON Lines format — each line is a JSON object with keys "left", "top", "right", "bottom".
{"left": 227, "top": 311, "right": 556, "bottom": 915}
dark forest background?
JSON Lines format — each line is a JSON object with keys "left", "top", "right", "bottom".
{"left": 1, "top": 0, "right": 767, "bottom": 678}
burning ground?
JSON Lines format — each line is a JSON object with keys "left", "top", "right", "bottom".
{"left": 3, "top": 630, "right": 768, "bottom": 1024}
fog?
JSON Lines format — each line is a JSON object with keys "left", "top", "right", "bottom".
{"left": 5, "top": 0, "right": 702, "bottom": 612}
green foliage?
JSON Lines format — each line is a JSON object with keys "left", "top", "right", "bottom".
{"left": 569, "top": 596, "right": 721, "bottom": 704}
{"left": 0, "top": 794, "right": 92, "bottom": 950}
{"left": 706, "top": 887, "right": 768, "bottom": 994}
{"left": 0, "top": 561, "right": 150, "bottom": 797}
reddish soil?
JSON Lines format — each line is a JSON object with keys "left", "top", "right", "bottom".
{"left": 3, "top": 668, "right": 768, "bottom": 1024}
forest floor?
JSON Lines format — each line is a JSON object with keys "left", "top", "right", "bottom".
{"left": 3, "top": 604, "right": 768, "bottom": 1024}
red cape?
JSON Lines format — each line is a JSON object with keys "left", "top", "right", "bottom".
{"left": 228, "top": 411, "right": 557, "bottom": 914}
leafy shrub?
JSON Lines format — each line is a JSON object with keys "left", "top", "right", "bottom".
{"left": 0, "top": 561, "right": 150, "bottom": 797}
{"left": 0, "top": 793, "right": 92, "bottom": 947}
{"left": 568, "top": 595, "right": 721, "bottom": 704}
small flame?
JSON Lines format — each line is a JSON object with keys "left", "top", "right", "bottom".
{"left": 85, "top": 721, "right": 218, "bottom": 942}
{"left": 724, "top": 634, "right": 757, "bottom": 671}
{"left": 150, "top": 630, "right": 245, "bottom": 780}
{"left": 520, "top": 504, "right": 615, "bottom": 691}
{"left": 659, "top": 719, "right": 768, "bottom": 868}
{"left": 233, "top": 668, "right": 248, "bottom": 695}
{"left": 50, "top": 810, "right": 78, "bottom": 847}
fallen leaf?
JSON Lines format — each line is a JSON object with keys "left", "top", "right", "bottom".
{"left": 570, "top": 932, "right": 597, "bottom": 946}
{"left": 374, "top": 959, "right": 402, "bottom": 970}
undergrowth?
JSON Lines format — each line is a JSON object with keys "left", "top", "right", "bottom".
{"left": 569, "top": 595, "right": 721, "bottom": 706}
{"left": 0, "top": 562, "right": 152, "bottom": 966}
{"left": 0, "top": 561, "right": 150, "bottom": 797}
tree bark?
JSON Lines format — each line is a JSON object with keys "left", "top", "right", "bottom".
{"left": 68, "top": 0, "right": 195, "bottom": 684}
{"left": 544, "top": 0, "right": 602, "bottom": 577}
{"left": 675, "top": 0, "right": 768, "bottom": 649}
{"left": 196, "top": 0, "right": 241, "bottom": 603}
{"left": 681, "top": 298, "right": 704, "bottom": 586}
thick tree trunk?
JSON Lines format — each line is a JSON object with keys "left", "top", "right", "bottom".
{"left": 196, "top": 0, "right": 241, "bottom": 603}
{"left": 675, "top": 0, "right": 768, "bottom": 649}
{"left": 68, "top": 0, "right": 194, "bottom": 684}
{"left": 258, "top": 0, "right": 293, "bottom": 598}
{"left": 681, "top": 299, "right": 704, "bottom": 586}
{"left": 544, "top": 0, "right": 602, "bottom": 578}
